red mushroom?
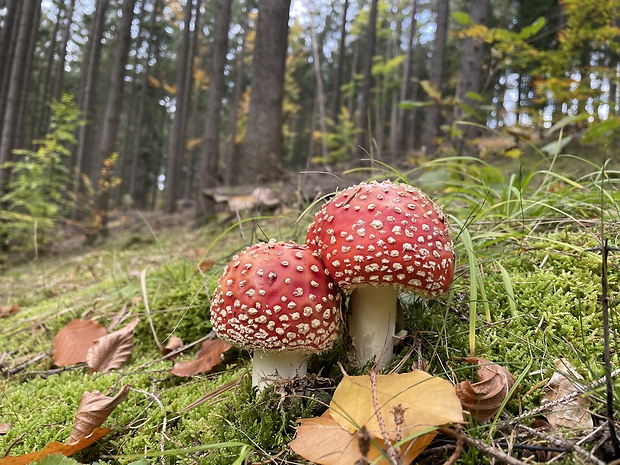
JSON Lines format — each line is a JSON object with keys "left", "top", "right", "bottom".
{"left": 210, "top": 240, "right": 341, "bottom": 390}
{"left": 306, "top": 180, "right": 454, "bottom": 369}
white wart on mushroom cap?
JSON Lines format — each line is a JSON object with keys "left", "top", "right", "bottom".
{"left": 306, "top": 180, "right": 454, "bottom": 295}
{"left": 210, "top": 240, "right": 342, "bottom": 353}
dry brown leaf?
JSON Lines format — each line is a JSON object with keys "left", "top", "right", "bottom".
{"left": 170, "top": 339, "right": 232, "bottom": 377}
{"left": 67, "top": 385, "right": 130, "bottom": 445}
{"left": 329, "top": 370, "right": 463, "bottom": 442}
{"left": 86, "top": 317, "right": 140, "bottom": 373}
{"left": 0, "top": 423, "right": 11, "bottom": 434}
{"left": 53, "top": 319, "right": 108, "bottom": 367}
{"left": 0, "top": 427, "right": 110, "bottom": 464}
{"left": 455, "top": 357, "right": 517, "bottom": 424}
{"left": 162, "top": 336, "right": 184, "bottom": 357}
{"left": 290, "top": 411, "right": 433, "bottom": 465}
{"left": 0, "top": 304, "right": 20, "bottom": 318}
{"left": 540, "top": 358, "right": 593, "bottom": 429}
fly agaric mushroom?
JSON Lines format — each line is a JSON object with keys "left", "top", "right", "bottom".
{"left": 306, "top": 180, "right": 454, "bottom": 369}
{"left": 210, "top": 240, "right": 341, "bottom": 390}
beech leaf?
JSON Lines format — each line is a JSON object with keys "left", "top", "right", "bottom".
{"left": 171, "top": 339, "right": 232, "bottom": 377}
{"left": 0, "top": 303, "right": 20, "bottom": 318}
{"left": 540, "top": 358, "right": 593, "bottom": 429}
{"left": 0, "top": 428, "right": 110, "bottom": 465}
{"left": 455, "top": 357, "right": 517, "bottom": 423}
{"left": 67, "top": 385, "right": 130, "bottom": 445}
{"left": 53, "top": 319, "right": 108, "bottom": 367}
{"left": 329, "top": 370, "right": 463, "bottom": 442}
{"left": 162, "top": 336, "right": 184, "bottom": 357}
{"left": 290, "top": 411, "right": 434, "bottom": 465}
{"left": 86, "top": 317, "right": 139, "bottom": 373}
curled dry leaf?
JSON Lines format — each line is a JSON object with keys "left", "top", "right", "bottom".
{"left": 540, "top": 358, "right": 593, "bottom": 429}
{"left": 329, "top": 370, "right": 463, "bottom": 441}
{"left": 67, "top": 385, "right": 130, "bottom": 445}
{"left": 0, "top": 303, "right": 20, "bottom": 318}
{"left": 456, "top": 357, "right": 517, "bottom": 423}
{"left": 0, "top": 428, "right": 110, "bottom": 465}
{"left": 290, "top": 411, "right": 431, "bottom": 465}
{"left": 170, "top": 339, "right": 232, "bottom": 377}
{"left": 162, "top": 336, "right": 184, "bottom": 357}
{"left": 53, "top": 319, "right": 108, "bottom": 367}
{"left": 86, "top": 317, "right": 139, "bottom": 373}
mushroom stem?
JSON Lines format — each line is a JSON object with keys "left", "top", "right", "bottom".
{"left": 349, "top": 286, "right": 398, "bottom": 370}
{"left": 252, "top": 350, "right": 308, "bottom": 391}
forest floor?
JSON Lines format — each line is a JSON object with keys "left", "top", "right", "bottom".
{"left": 1, "top": 146, "right": 620, "bottom": 465}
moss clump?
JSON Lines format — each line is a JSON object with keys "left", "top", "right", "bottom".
{"left": 202, "top": 376, "right": 317, "bottom": 464}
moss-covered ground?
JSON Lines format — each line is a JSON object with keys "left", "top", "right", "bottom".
{"left": 1, "top": 154, "right": 620, "bottom": 464}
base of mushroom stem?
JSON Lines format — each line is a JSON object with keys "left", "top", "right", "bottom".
{"left": 349, "top": 285, "right": 398, "bottom": 370}
{"left": 251, "top": 350, "right": 308, "bottom": 391}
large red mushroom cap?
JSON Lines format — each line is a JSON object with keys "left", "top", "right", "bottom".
{"left": 210, "top": 240, "right": 341, "bottom": 353}
{"left": 306, "top": 180, "right": 454, "bottom": 297}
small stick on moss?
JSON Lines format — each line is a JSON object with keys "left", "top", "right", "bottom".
{"left": 601, "top": 239, "right": 620, "bottom": 457}
{"left": 509, "top": 367, "right": 620, "bottom": 425}
{"left": 355, "top": 425, "right": 371, "bottom": 465}
{"left": 515, "top": 424, "right": 606, "bottom": 465}
{"left": 132, "top": 385, "right": 168, "bottom": 465}
{"left": 443, "top": 425, "right": 463, "bottom": 465}
{"left": 440, "top": 427, "right": 528, "bottom": 465}
{"left": 369, "top": 369, "right": 400, "bottom": 464}
{"left": 141, "top": 266, "right": 163, "bottom": 352}
{"left": 393, "top": 404, "right": 405, "bottom": 445}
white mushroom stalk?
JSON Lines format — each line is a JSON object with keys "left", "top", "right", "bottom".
{"left": 306, "top": 181, "right": 455, "bottom": 370}
{"left": 348, "top": 286, "right": 398, "bottom": 370}
{"left": 210, "top": 240, "right": 341, "bottom": 391}
{"left": 252, "top": 350, "right": 308, "bottom": 389}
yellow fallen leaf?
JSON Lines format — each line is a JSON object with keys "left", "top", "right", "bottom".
{"left": 289, "top": 411, "right": 433, "bottom": 465}
{"left": 329, "top": 370, "right": 463, "bottom": 442}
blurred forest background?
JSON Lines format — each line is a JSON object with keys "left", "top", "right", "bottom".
{"left": 0, "top": 0, "right": 618, "bottom": 250}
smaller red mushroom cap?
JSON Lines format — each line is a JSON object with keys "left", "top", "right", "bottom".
{"left": 210, "top": 240, "right": 341, "bottom": 352}
{"left": 306, "top": 181, "right": 454, "bottom": 297}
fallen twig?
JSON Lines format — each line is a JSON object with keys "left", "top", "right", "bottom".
{"left": 132, "top": 385, "right": 167, "bottom": 465}
{"left": 515, "top": 424, "right": 605, "bottom": 465}
{"left": 440, "top": 427, "right": 528, "bottom": 465}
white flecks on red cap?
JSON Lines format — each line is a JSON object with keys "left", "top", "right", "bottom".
{"left": 306, "top": 180, "right": 454, "bottom": 297}
{"left": 210, "top": 240, "right": 342, "bottom": 352}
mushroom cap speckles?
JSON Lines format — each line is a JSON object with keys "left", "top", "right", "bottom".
{"left": 306, "top": 181, "right": 454, "bottom": 297}
{"left": 210, "top": 240, "right": 342, "bottom": 353}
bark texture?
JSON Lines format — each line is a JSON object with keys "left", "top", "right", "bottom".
{"left": 241, "top": 0, "right": 292, "bottom": 183}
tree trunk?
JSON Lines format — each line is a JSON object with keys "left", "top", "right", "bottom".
{"left": 0, "top": 1, "right": 21, "bottom": 138}
{"left": 454, "top": 0, "right": 490, "bottom": 152}
{"left": 34, "top": 0, "right": 63, "bottom": 141}
{"left": 72, "top": 0, "right": 108, "bottom": 219}
{"left": 86, "top": 0, "right": 137, "bottom": 242}
{"left": 394, "top": 0, "right": 418, "bottom": 158}
{"left": 421, "top": 0, "right": 449, "bottom": 154}
{"left": 223, "top": 0, "right": 254, "bottom": 186}
{"left": 331, "top": 0, "right": 349, "bottom": 123}
{"left": 52, "top": 0, "right": 76, "bottom": 102}
{"left": 309, "top": 13, "right": 328, "bottom": 163}
{"left": 163, "top": 0, "right": 195, "bottom": 214}
{"left": 240, "top": 0, "right": 292, "bottom": 183}
{"left": 353, "top": 0, "right": 379, "bottom": 164}
{"left": 129, "top": 0, "right": 159, "bottom": 208}
{"left": 195, "top": 0, "right": 233, "bottom": 225}
{"left": 0, "top": 0, "right": 41, "bottom": 195}
{"left": 15, "top": 3, "right": 40, "bottom": 149}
